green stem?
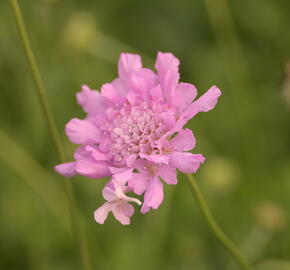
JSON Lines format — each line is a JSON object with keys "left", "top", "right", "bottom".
{"left": 10, "top": 0, "right": 65, "bottom": 162}
{"left": 10, "top": 1, "right": 92, "bottom": 269}
{"left": 186, "top": 174, "right": 254, "bottom": 270}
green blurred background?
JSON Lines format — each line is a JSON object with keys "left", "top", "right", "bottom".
{"left": 1, "top": 0, "right": 290, "bottom": 269}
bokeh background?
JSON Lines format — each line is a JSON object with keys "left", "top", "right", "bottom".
{"left": 1, "top": 0, "right": 290, "bottom": 269}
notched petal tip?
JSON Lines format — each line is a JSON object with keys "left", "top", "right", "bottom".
{"left": 155, "top": 51, "right": 180, "bottom": 70}
{"left": 118, "top": 53, "right": 142, "bottom": 78}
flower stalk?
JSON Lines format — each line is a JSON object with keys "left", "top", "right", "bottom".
{"left": 9, "top": 1, "right": 91, "bottom": 269}
{"left": 186, "top": 174, "right": 254, "bottom": 270}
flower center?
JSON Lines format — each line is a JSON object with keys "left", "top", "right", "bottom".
{"left": 103, "top": 102, "right": 168, "bottom": 166}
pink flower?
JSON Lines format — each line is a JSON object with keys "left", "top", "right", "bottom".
{"left": 94, "top": 180, "right": 141, "bottom": 225}
{"left": 55, "top": 52, "right": 221, "bottom": 224}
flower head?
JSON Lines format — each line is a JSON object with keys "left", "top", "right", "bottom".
{"left": 55, "top": 52, "right": 221, "bottom": 225}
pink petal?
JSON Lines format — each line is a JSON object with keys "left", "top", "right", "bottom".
{"left": 141, "top": 177, "right": 164, "bottom": 214}
{"left": 160, "top": 111, "right": 176, "bottom": 130}
{"left": 138, "top": 68, "right": 157, "bottom": 90}
{"left": 127, "top": 91, "right": 139, "bottom": 104}
{"left": 126, "top": 154, "right": 137, "bottom": 167}
{"left": 176, "top": 85, "right": 221, "bottom": 129}
{"left": 94, "top": 202, "right": 112, "bottom": 224}
{"left": 101, "top": 83, "right": 125, "bottom": 104}
{"left": 74, "top": 146, "right": 110, "bottom": 178}
{"left": 122, "top": 68, "right": 156, "bottom": 97}
{"left": 140, "top": 153, "right": 169, "bottom": 165}
{"left": 102, "top": 181, "right": 117, "bottom": 201}
{"left": 84, "top": 145, "right": 109, "bottom": 161}
{"left": 125, "top": 75, "right": 148, "bottom": 94}
{"left": 54, "top": 161, "right": 77, "bottom": 177}
{"left": 155, "top": 52, "right": 180, "bottom": 72}
{"left": 109, "top": 166, "right": 128, "bottom": 174}
{"left": 170, "top": 129, "right": 196, "bottom": 151}
{"left": 76, "top": 85, "right": 108, "bottom": 116}
{"left": 170, "top": 152, "right": 205, "bottom": 173}
{"left": 190, "top": 85, "right": 221, "bottom": 114}
{"left": 112, "top": 168, "right": 133, "bottom": 185}
{"left": 157, "top": 165, "right": 177, "bottom": 185}
{"left": 65, "top": 118, "right": 101, "bottom": 144}
{"left": 112, "top": 202, "right": 134, "bottom": 225}
{"left": 150, "top": 85, "right": 164, "bottom": 102}
{"left": 155, "top": 52, "right": 180, "bottom": 103}
{"left": 128, "top": 173, "right": 149, "bottom": 195}
{"left": 125, "top": 68, "right": 157, "bottom": 95}
{"left": 118, "top": 53, "right": 142, "bottom": 78}
{"left": 121, "top": 202, "right": 134, "bottom": 217}
{"left": 75, "top": 159, "right": 111, "bottom": 178}
{"left": 173, "top": 83, "right": 197, "bottom": 111}
{"left": 111, "top": 78, "right": 129, "bottom": 97}
{"left": 129, "top": 158, "right": 148, "bottom": 172}
{"left": 73, "top": 145, "right": 89, "bottom": 160}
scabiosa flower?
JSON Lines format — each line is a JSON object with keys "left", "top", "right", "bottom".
{"left": 55, "top": 52, "right": 221, "bottom": 225}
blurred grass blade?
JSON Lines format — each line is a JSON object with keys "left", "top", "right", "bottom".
{"left": 256, "top": 260, "right": 290, "bottom": 270}
{"left": 0, "top": 128, "right": 69, "bottom": 232}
